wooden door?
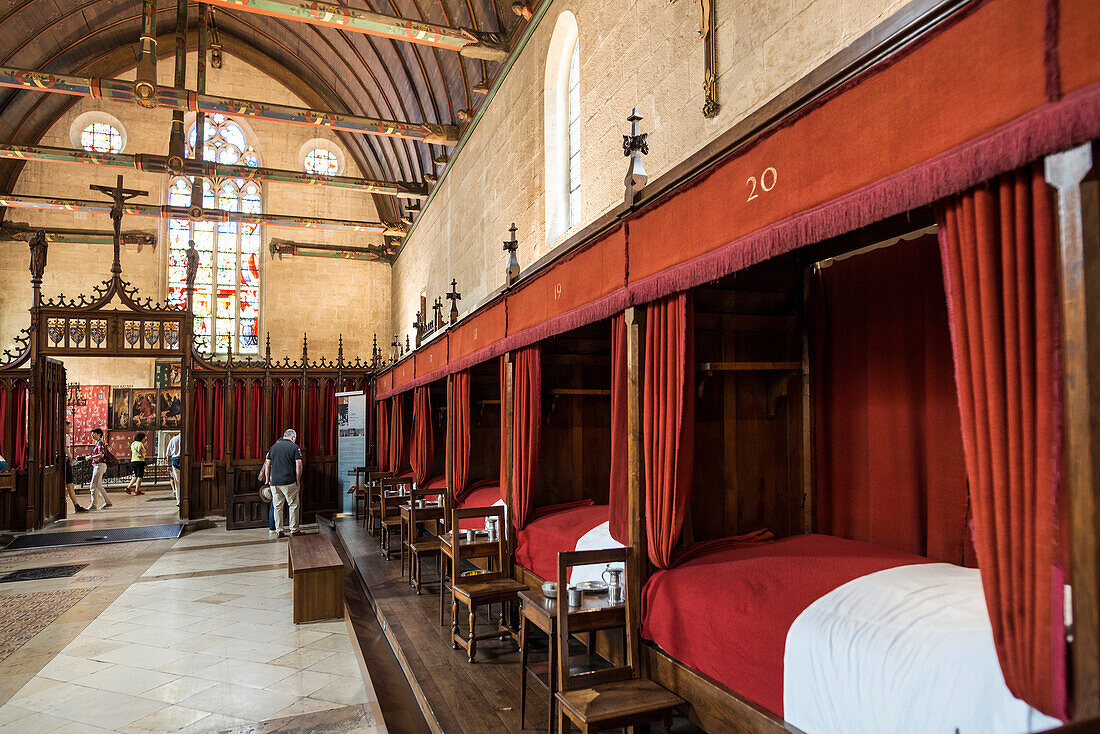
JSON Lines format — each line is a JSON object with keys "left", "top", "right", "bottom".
{"left": 226, "top": 464, "right": 269, "bottom": 530}
{"left": 34, "top": 357, "right": 66, "bottom": 527}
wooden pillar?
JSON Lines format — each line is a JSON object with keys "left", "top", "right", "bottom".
{"left": 801, "top": 266, "right": 815, "bottom": 534}
{"left": 502, "top": 353, "right": 515, "bottom": 575}
{"left": 624, "top": 306, "right": 645, "bottom": 671}
{"left": 1046, "top": 143, "right": 1100, "bottom": 720}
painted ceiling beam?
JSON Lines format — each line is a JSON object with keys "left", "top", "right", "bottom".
{"left": 0, "top": 193, "right": 407, "bottom": 236}
{"left": 269, "top": 237, "right": 390, "bottom": 262}
{"left": 0, "top": 222, "right": 155, "bottom": 247}
{"left": 0, "top": 66, "right": 461, "bottom": 145}
{"left": 199, "top": 0, "right": 509, "bottom": 61}
{"left": 0, "top": 143, "right": 429, "bottom": 199}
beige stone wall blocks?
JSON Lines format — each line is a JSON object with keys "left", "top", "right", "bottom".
{"left": 0, "top": 51, "right": 389, "bottom": 384}
{"left": 390, "top": 0, "right": 910, "bottom": 341}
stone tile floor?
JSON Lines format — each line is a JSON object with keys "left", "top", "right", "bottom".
{"left": 0, "top": 488, "right": 381, "bottom": 733}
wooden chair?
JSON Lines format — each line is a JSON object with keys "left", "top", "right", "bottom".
{"left": 406, "top": 486, "right": 443, "bottom": 594}
{"left": 450, "top": 506, "right": 527, "bottom": 663}
{"left": 364, "top": 471, "right": 391, "bottom": 534}
{"left": 554, "top": 548, "right": 683, "bottom": 733}
{"left": 378, "top": 477, "right": 407, "bottom": 559}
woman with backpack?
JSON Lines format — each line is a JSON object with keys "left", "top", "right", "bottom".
{"left": 88, "top": 428, "right": 112, "bottom": 509}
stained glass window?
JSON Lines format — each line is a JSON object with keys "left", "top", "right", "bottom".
{"left": 80, "top": 122, "right": 123, "bottom": 153}
{"left": 168, "top": 116, "right": 261, "bottom": 354}
{"left": 303, "top": 148, "right": 339, "bottom": 175}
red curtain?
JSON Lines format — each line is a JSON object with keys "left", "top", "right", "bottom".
{"left": 813, "top": 235, "right": 971, "bottom": 564}
{"left": 410, "top": 386, "right": 434, "bottom": 487}
{"left": 937, "top": 165, "right": 1066, "bottom": 720}
{"left": 511, "top": 346, "right": 541, "bottom": 530}
{"left": 609, "top": 314, "right": 629, "bottom": 544}
{"left": 499, "top": 357, "right": 507, "bottom": 486}
{"left": 270, "top": 379, "right": 283, "bottom": 451}
{"left": 233, "top": 379, "right": 246, "bottom": 459}
{"left": 308, "top": 379, "right": 321, "bottom": 456}
{"left": 192, "top": 379, "right": 207, "bottom": 462}
{"left": 287, "top": 379, "right": 301, "bottom": 439}
{"left": 643, "top": 293, "right": 694, "bottom": 569}
{"left": 212, "top": 380, "right": 225, "bottom": 461}
{"left": 377, "top": 399, "right": 390, "bottom": 472}
{"left": 325, "top": 379, "right": 337, "bottom": 455}
{"left": 389, "top": 394, "right": 405, "bottom": 473}
{"left": 449, "top": 371, "right": 472, "bottom": 502}
{"left": 0, "top": 383, "right": 7, "bottom": 463}
{"left": 12, "top": 380, "right": 26, "bottom": 470}
{"left": 250, "top": 379, "right": 263, "bottom": 459}
{"left": 362, "top": 377, "right": 373, "bottom": 466}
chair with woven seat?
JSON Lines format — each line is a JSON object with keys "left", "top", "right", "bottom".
{"left": 554, "top": 547, "right": 683, "bottom": 733}
{"left": 406, "top": 486, "right": 443, "bottom": 593}
{"left": 450, "top": 506, "right": 527, "bottom": 662}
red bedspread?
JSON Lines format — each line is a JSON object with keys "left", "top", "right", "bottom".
{"left": 456, "top": 481, "right": 503, "bottom": 530}
{"left": 515, "top": 504, "right": 610, "bottom": 582}
{"left": 640, "top": 534, "right": 928, "bottom": 717}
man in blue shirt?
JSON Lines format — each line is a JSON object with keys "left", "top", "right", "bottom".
{"left": 260, "top": 429, "right": 303, "bottom": 537}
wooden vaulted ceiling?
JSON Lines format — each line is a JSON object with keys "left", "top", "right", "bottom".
{"left": 0, "top": 0, "right": 521, "bottom": 228}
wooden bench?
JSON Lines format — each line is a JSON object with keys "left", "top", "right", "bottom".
{"left": 288, "top": 533, "right": 345, "bottom": 624}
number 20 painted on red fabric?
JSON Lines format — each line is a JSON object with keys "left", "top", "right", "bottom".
{"left": 746, "top": 167, "right": 778, "bottom": 201}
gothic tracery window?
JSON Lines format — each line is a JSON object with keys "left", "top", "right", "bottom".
{"left": 167, "top": 114, "right": 261, "bottom": 354}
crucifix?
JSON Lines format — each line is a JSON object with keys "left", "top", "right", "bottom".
{"left": 89, "top": 174, "right": 149, "bottom": 276}
{"left": 446, "top": 279, "right": 462, "bottom": 325}
{"left": 671, "top": 0, "right": 718, "bottom": 118}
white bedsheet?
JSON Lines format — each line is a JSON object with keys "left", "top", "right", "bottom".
{"left": 568, "top": 520, "right": 625, "bottom": 585}
{"left": 783, "top": 563, "right": 1061, "bottom": 734}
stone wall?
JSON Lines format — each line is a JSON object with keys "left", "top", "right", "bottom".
{"left": 0, "top": 51, "right": 390, "bottom": 386}
{"left": 390, "top": 0, "right": 911, "bottom": 339}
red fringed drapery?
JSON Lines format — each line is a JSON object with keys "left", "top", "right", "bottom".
{"left": 362, "top": 377, "right": 373, "bottom": 466}
{"left": 511, "top": 346, "right": 541, "bottom": 530}
{"left": 287, "top": 379, "right": 301, "bottom": 439}
{"left": 377, "top": 399, "right": 390, "bottom": 472}
{"left": 250, "top": 379, "right": 263, "bottom": 459}
{"left": 270, "top": 379, "right": 284, "bottom": 449}
{"left": 11, "top": 380, "right": 26, "bottom": 470}
{"left": 410, "top": 386, "right": 433, "bottom": 487}
{"left": 308, "top": 379, "right": 321, "bottom": 456}
{"left": 643, "top": 293, "right": 694, "bottom": 569}
{"left": 813, "top": 234, "right": 971, "bottom": 564}
{"left": 499, "top": 357, "right": 507, "bottom": 487}
{"left": 212, "top": 380, "right": 225, "bottom": 461}
{"left": 192, "top": 379, "right": 207, "bottom": 462}
{"left": 937, "top": 164, "right": 1066, "bottom": 720}
{"left": 325, "top": 379, "right": 337, "bottom": 455}
{"left": 449, "top": 371, "right": 472, "bottom": 503}
{"left": 0, "top": 384, "right": 7, "bottom": 463}
{"left": 389, "top": 394, "right": 405, "bottom": 473}
{"left": 609, "top": 314, "right": 629, "bottom": 544}
{"left": 233, "top": 379, "right": 246, "bottom": 459}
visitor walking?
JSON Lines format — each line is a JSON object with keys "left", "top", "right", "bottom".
{"left": 260, "top": 429, "right": 303, "bottom": 538}
{"left": 165, "top": 432, "right": 181, "bottom": 505}
{"left": 88, "top": 428, "right": 111, "bottom": 509}
{"left": 125, "top": 432, "right": 147, "bottom": 495}
{"left": 64, "top": 421, "right": 89, "bottom": 512}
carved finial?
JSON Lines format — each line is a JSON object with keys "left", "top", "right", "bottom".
{"left": 503, "top": 222, "right": 520, "bottom": 286}
{"left": 391, "top": 333, "right": 400, "bottom": 363}
{"left": 623, "top": 108, "right": 649, "bottom": 205}
{"left": 432, "top": 297, "right": 444, "bottom": 327}
{"left": 338, "top": 334, "right": 344, "bottom": 365}
{"left": 446, "top": 279, "right": 462, "bottom": 325}
{"left": 405, "top": 335, "right": 411, "bottom": 353}
{"left": 265, "top": 332, "right": 271, "bottom": 363}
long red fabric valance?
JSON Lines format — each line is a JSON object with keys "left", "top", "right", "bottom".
{"left": 609, "top": 314, "right": 629, "bottom": 544}
{"left": 448, "top": 371, "right": 472, "bottom": 502}
{"left": 643, "top": 293, "right": 695, "bottom": 569}
{"left": 510, "top": 346, "right": 541, "bottom": 530}
{"left": 410, "top": 386, "right": 433, "bottom": 488}
{"left": 937, "top": 163, "right": 1066, "bottom": 720}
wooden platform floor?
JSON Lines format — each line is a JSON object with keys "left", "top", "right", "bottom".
{"left": 332, "top": 516, "right": 551, "bottom": 734}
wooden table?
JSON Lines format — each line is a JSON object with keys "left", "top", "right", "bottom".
{"left": 399, "top": 501, "right": 444, "bottom": 580}
{"left": 288, "top": 533, "right": 345, "bottom": 623}
{"left": 517, "top": 587, "right": 625, "bottom": 732}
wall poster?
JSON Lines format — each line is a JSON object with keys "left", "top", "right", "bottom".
{"left": 336, "top": 391, "right": 367, "bottom": 515}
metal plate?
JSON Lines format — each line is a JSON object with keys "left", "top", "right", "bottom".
{"left": 0, "top": 564, "right": 88, "bottom": 583}
{"left": 3, "top": 524, "right": 184, "bottom": 551}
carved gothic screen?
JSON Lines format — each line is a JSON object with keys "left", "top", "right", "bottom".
{"left": 167, "top": 114, "right": 262, "bottom": 355}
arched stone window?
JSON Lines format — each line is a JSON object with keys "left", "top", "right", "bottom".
{"left": 70, "top": 111, "right": 126, "bottom": 152}
{"left": 298, "top": 138, "right": 345, "bottom": 176}
{"left": 167, "top": 114, "right": 262, "bottom": 354}
{"left": 544, "top": 11, "right": 580, "bottom": 244}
